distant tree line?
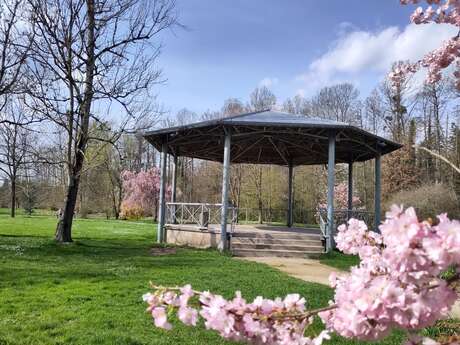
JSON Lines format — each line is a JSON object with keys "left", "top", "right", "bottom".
{"left": 0, "top": 0, "right": 179, "bottom": 242}
{"left": 0, "top": 1, "right": 459, "bottom": 240}
{"left": 156, "top": 67, "right": 460, "bottom": 223}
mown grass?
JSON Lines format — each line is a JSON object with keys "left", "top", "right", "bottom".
{"left": 0, "top": 213, "right": 408, "bottom": 345}
{"left": 319, "top": 250, "right": 360, "bottom": 271}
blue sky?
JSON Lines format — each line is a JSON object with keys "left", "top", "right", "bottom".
{"left": 155, "top": 1, "right": 455, "bottom": 115}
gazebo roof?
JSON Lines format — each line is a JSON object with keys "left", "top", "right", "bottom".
{"left": 143, "top": 110, "right": 402, "bottom": 166}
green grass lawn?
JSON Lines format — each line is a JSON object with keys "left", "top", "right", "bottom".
{"left": 0, "top": 213, "right": 423, "bottom": 345}
{"left": 319, "top": 250, "right": 360, "bottom": 271}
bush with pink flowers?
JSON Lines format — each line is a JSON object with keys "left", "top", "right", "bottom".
{"left": 120, "top": 168, "right": 169, "bottom": 219}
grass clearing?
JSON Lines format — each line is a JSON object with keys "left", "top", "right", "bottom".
{"left": 319, "top": 250, "right": 360, "bottom": 271}
{"left": 0, "top": 213, "right": 417, "bottom": 345}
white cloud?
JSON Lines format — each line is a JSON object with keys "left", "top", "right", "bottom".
{"left": 258, "top": 77, "right": 279, "bottom": 88}
{"left": 297, "top": 23, "right": 458, "bottom": 90}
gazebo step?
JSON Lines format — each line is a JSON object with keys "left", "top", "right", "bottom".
{"left": 232, "top": 237, "right": 322, "bottom": 246}
{"left": 232, "top": 243, "right": 324, "bottom": 252}
{"left": 232, "top": 231, "right": 321, "bottom": 241}
{"left": 232, "top": 248, "right": 323, "bottom": 259}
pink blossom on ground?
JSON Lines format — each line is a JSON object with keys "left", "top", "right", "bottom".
{"left": 178, "top": 306, "right": 199, "bottom": 326}
{"left": 151, "top": 307, "right": 172, "bottom": 330}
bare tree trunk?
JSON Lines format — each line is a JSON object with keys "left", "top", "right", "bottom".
{"left": 10, "top": 176, "right": 16, "bottom": 218}
{"left": 256, "top": 167, "right": 263, "bottom": 224}
{"left": 55, "top": 0, "right": 95, "bottom": 243}
{"left": 258, "top": 200, "right": 263, "bottom": 224}
{"left": 116, "top": 185, "right": 122, "bottom": 219}
{"left": 55, "top": 175, "right": 79, "bottom": 242}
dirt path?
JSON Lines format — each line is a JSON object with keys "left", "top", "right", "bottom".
{"left": 237, "top": 257, "right": 334, "bottom": 285}
{"left": 239, "top": 256, "right": 460, "bottom": 319}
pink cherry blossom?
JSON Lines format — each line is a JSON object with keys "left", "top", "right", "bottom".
{"left": 151, "top": 307, "right": 172, "bottom": 330}
{"left": 143, "top": 205, "right": 460, "bottom": 345}
{"left": 178, "top": 306, "right": 199, "bottom": 326}
{"left": 120, "top": 168, "right": 171, "bottom": 218}
{"left": 391, "top": 1, "right": 460, "bottom": 90}
{"left": 322, "top": 206, "right": 459, "bottom": 341}
{"left": 335, "top": 218, "right": 382, "bottom": 256}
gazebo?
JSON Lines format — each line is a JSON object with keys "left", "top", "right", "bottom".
{"left": 143, "top": 110, "right": 401, "bottom": 254}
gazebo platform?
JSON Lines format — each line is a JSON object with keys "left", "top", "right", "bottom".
{"left": 165, "top": 223, "right": 324, "bottom": 258}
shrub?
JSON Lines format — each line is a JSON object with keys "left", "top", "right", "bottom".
{"left": 384, "top": 183, "right": 460, "bottom": 220}
{"left": 120, "top": 202, "right": 144, "bottom": 220}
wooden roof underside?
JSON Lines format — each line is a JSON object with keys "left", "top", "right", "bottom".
{"left": 144, "top": 124, "right": 401, "bottom": 166}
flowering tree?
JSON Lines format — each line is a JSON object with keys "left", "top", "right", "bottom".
{"left": 389, "top": 1, "right": 460, "bottom": 90}
{"left": 120, "top": 168, "right": 169, "bottom": 219}
{"left": 318, "top": 182, "right": 361, "bottom": 210}
{"left": 143, "top": 205, "right": 460, "bottom": 345}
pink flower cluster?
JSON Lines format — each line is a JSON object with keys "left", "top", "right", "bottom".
{"left": 392, "top": 0, "right": 460, "bottom": 90}
{"left": 143, "top": 285, "right": 198, "bottom": 330}
{"left": 402, "top": 0, "right": 460, "bottom": 26}
{"left": 335, "top": 218, "right": 382, "bottom": 256}
{"left": 321, "top": 205, "right": 460, "bottom": 341}
{"left": 143, "top": 285, "right": 331, "bottom": 345}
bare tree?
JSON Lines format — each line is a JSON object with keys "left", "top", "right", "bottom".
{"left": 246, "top": 86, "right": 277, "bottom": 222}
{"left": 379, "top": 61, "right": 418, "bottom": 142}
{"left": 104, "top": 150, "right": 123, "bottom": 219}
{"left": 417, "top": 79, "right": 454, "bottom": 182}
{"left": 24, "top": 0, "right": 178, "bottom": 242}
{"left": 0, "top": 0, "right": 35, "bottom": 125}
{"left": 310, "top": 83, "right": 361, "bottom": 124}
{"left": 222, "top": 98, "right": 246, "bottom": 117}
{"left": 249, "top": 86, "right": 276, "bottom": 112}
{"left": 0, "top": 100, "right": 31, "bottom": 217}
{"left": 282, "top": 94, "right": 310, "bottom": 115}
{"left": 364, "top": 88, "right": 385, "bottom": 134}
{"left": 248, "top": 165, "right": 264, "bottom": 223}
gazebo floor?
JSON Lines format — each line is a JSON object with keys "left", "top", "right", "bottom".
{"left": 165, "top": 223, "right": 325, "bottom": 258}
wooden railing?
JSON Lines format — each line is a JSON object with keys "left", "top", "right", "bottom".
{"left": 166, "top": 202, "right": 238, "bottom": 232}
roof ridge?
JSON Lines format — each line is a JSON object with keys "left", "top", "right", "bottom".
{"left": 222, "top": 109, "right": 270, "bottom": 121}
{"left": 225, "top": 109, "right": 349, "bottom": 125}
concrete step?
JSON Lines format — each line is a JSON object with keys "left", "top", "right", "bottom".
{"left": 232, "top": 232, "right": 321, "bottom": 241}
{"left": 231, "top": 243, "right": 324, "bottom": 252}
{"left": 232, "top": 237, "right": 322, "bottom": 246}
{"left": 232, "top": 248, "right": 323, "bottom": 259}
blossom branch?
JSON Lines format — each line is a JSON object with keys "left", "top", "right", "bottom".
{"left": 144, "top": 206, "right": 460, "bottom": 345}
{"left": 390, "top": 1, "right": 460, "bottom": 90}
